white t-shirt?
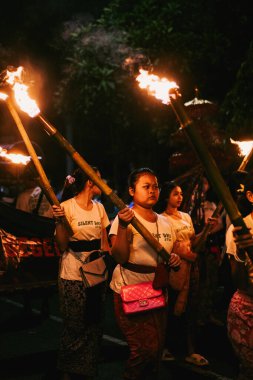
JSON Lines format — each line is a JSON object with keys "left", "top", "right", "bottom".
{"left": 226, "top": 213, "right": 253, "bottom": 256}
{"left": 109, "top": 212, "right": 176, "bottom": 294}
{"left": 16, "top": 186, "right": 53, "bottom": 218}
{"left": 161, "top": 211, "right": 195, "bottom": 242}
{"left": 60, "top": 199, "right": 110, "bottom": 281}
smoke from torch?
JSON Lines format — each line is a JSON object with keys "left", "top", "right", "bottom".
{"left": 122, "top": 54, "right": 152, "bottom": 76}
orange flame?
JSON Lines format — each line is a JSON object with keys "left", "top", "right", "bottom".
{"left": 230, "top": 138, "right": 253, "bottom": 156}
{"left": 0, "top": 92, "right": 8, "bottom": 101}
{"left": 0, "top": 147, "right": 31, "bottom": 165}
{"left": 136, "top": 69, "right": 179, "bottom": 104}
{"left": 5, "top": 67, "right": 40, "bottom": 117}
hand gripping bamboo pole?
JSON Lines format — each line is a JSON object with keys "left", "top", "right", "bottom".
{"left": 5, "top": 100, "right": 73, "bottom": 235}
{"left": 169, "top": 91, "right": 253, "bottom": 259}
{"left": 37, "top": 114, "right": 173, "bottom": 264}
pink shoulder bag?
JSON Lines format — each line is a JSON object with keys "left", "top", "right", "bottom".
{"left": 120, "top": 279, "right": 166, "bottom": 314}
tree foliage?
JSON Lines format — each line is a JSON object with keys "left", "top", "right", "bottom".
{"left": 1, "top": 0, "right": 253, "bottom": 191}
{"left": 53, "top": 0, "right": 253, "bottom": 188}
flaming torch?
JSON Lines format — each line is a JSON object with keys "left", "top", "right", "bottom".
{"left": 0, "top": 146, "right": 32, "bottom": 165}
{"left": 136, "top": 69, "right": 253, "bottom": 259}
{"left": 4, "top": 68, "right": 173, "bottom": 264}
{"left": 231, "top": 138, "right": 253, "bottom": 171}
{"left": 193, "top": 138, "right": 253, "bottom": 252}
{"left": 0, "top": 83, "right": 72, "bottom": 234}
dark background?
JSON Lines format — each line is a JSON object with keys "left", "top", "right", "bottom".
{"left": 0, "top": 0, "right": 253, "bottom": 197}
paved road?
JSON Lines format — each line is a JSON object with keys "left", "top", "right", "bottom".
{"left": 0, "top": 287, "right": 239, "bottom": 380}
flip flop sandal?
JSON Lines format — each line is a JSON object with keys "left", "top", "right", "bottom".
{"left": 185, "top": 353, "right": 209, "bottom": 367}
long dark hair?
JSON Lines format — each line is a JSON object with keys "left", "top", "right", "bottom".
{"left": 237, "top": 172, "right": 253, "bottom": 217}
{"left": 155, "top": 181, "right": 179, "bottom": 213}
{"left": 61, "top": 167, "right": 98, "bottom": 202}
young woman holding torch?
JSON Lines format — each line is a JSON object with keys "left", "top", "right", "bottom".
{"left": 109, "top": 168, "right": 181, "bottom": 380}
{"left": 156, "top": 181, "right": 213, "bottom": 366}
{"left": 52, "top": 167, "right": 110, "bottom": 380}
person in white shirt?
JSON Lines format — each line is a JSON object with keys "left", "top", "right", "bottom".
{"left": 157, "top": 181, "right": 209, "bottom": 366}
{"left": 109, "top": 167, "right": 180, "bottom": 380}
{"left": 52, "top": 167, "right": 110, "bottom": 380}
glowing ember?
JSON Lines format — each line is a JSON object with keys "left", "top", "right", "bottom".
{"left": 5, "top": 67, "right": 40, "bottom": 117}
{"left": 0, "top": 92, "right": 8, "bottom": 101}
{"left": 0, "top": 147, "right": 31, "bottom": 165}
{"left": 230, "top": 138, "right": 253, "bottom": 156}
{"left": 136, "top": 69, "right": 179, "bottom": 105}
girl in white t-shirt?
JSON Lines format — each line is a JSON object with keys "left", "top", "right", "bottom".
{"left": 109, "top": 168, "right": 180, "bottom": 380}
{"left": 52, "top": 167, "right": 110, "bottom": 380}
{"left": 157, "top": 181, "right": 209, "bottom": 367}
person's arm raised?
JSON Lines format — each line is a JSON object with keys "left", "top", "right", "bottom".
{"left": 111, "top": 207, "right": 134, "bottom": 264}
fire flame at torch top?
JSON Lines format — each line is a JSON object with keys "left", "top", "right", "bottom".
{"left": 136, "top": 69, "right": 253, "bottom": 259}
{"left": 230, "top": 138, "right": 253, "bottom": 172}
{"left": 5, "top": 67, "right": 40, "bottom": 117}
{"left": 0, "top": 146, "right": 32, "bottom": 165}
{"left": 0, "top": 68, "right": 72, "bottom": 234}
{"left": 3, "top": 66, "right": 175, "bottom": 263}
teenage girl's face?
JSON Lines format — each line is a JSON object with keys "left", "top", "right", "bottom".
{"left": 129, "top": 174, "right": 160, "bottom": 209}
{"left": 167, "top": 186, "right": 183, "bottom": 209}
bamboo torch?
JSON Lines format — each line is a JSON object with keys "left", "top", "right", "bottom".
{"left": 170, "top": 94, "right": 253, "bottom": 258}
{"left": 0, "top": 92, "right": 73, "bottom": 235}
{"left": 36, "top": 115, "right": 172, "bottom": 263}
{"left": 236, "top": 140, "right": 253, "bottom": 171}
{"left": 136, "top": 69, "right": 253, "bottom": 259}
{"left": 3, "top": 69, "right": 174, "bottom": 264}
{"left": 193, "top": 139, "right": 253, "bottom": 253}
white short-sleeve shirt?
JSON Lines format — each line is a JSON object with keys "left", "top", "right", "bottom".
{"left": 109, "top": 212, "right": 176, "bottom": 293}
{"left": 226, "top": 213, "right": 253, "bottom": 256}
{"left": 60, "top": 199, "right": 110, "bottom": 281}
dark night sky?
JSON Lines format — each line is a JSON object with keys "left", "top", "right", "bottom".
{"left": 0, "top": 2, "right": 111, "bottom": 191}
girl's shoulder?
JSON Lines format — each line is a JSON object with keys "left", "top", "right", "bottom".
{"left": 93, "top": 200, "right": 108, "bottom": 215}
{"left": 60, "top": 197, "right": 74, "bottom": 208}
{"left": 157, "top": 213, "right": 174, "bottom": 228}
{"left": 179, "top": 211, "right": 192, "bottom": 221}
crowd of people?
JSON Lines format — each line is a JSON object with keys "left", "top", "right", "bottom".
{"left": 9, "top": 164, "right": 253, "bottom": 380}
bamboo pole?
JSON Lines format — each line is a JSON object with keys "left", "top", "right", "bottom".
{"left": 193, "top": 141, "right": 253, "bottom": 253}
{"left": 5, "top": 100, "right": 73, "bottom": 235}
{"left": 37, "top": 114, "right": 173, "bottom": 263}
{"left": 169, "top": 92, "right": 253, "bottom": 259}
